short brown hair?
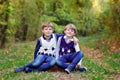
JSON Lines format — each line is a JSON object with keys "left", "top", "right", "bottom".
{"left": 64, "top": 23, "right": 77, "bottom": 34}
{"left": 41, "top": 22, "right": 54, "bottom": 30}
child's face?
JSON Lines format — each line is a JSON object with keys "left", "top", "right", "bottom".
{"left": 42, "top": 27, "right": 53, "bottom": 37}
{"left": 64, "top": 28, "right": 75, "bottom": 38}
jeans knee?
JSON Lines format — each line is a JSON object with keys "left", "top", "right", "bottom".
{"left": 49, "top": 60, "right": 56, "bottom": 66}
{"left": 32, "top": 61, "right": 40, "bottom": 67}
{"left": 81, "top": 51, "right": 84, "bottom": 57}
{"left": 56, "top": 60, "right": 62, "bottom": 66}
{"left": 77, "top": 51, "right": 84, "bottom": 58}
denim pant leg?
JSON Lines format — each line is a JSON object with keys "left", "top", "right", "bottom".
{"left": 38, "top": 55, "right": 56, "bottom": 71}
{"left": 56, "top": 55, "right": 69, "bottom": 69}
{"left": 26, "top": 55, "right": 45, "bottom": 68}
{"left": 66, "top": 51, "right": 83, "bottom": 72}
{"left": 70, "top": 51, "right": 83, "bottom": 66}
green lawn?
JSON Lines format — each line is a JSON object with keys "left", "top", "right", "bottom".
{"left": 0, "top": 35, "right": 120, "bottom": 80}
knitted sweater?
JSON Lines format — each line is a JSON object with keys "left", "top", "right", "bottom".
{"left": 34, "top": 33, "right": 63, "bottom": 59}
{"left": 56, "top": 36, "right": 80, "bottom": 59}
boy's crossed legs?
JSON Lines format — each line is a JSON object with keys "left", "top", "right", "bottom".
{"left": 14, "top": 54, "right": 56, "bottom": 73}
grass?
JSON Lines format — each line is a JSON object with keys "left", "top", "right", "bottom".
{"left": 78, "top": 33, "right": 106, "bottom": 48}
{"left": 0, "top": 34, "right": 120, "bottom": 80}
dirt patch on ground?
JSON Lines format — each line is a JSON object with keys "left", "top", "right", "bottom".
{"left": 81, "top": 46, "right": 103, "bottom": 58}
{"left": 54, "top": 72, "right": 82, "bottom": 80}
{"left": 82, "top": 46, "right": 115, "bottom": 72}
{"left": 81, "top": 46, "right": 120, "bottom": 80}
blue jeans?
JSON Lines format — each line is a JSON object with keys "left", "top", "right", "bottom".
{"left": 56, "top": 51, "right": 83, "bottom": 72}
{"left": 26, "top": 54, "right": 56, "bottom": 71}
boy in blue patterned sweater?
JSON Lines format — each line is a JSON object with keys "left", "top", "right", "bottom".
{"left": 56, "top": 24, "right": 87, "bottom": 74}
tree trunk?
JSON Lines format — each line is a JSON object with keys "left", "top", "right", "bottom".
{"left": 0, "top": 0, "right": 9, "bottom": 47}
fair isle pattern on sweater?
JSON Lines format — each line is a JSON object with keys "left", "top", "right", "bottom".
{"left": 37, "top": 34, "right": 57, "bottom": 56}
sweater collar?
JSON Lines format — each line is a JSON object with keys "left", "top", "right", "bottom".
{"left": 64, "top": 36, "right": 74, "bottom": 41}
{"left": 42, "top": 34, "right": 53, "bottom": 40}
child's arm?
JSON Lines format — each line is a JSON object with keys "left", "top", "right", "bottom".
{"left": 73, "top": 37, "right": 83, "bottom": 68}
{"left": 55, "top": 33, "right": 64, "bottom": 41}
{"left": 73, "top": 36, "right": 80, "bottom": 52}
{"left": 73, "top": 36, "right": 79, "bottom": 45}
{"left": 34, "top": 38, "right": 41, "bottom": 59}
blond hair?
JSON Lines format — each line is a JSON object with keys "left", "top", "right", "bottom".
{"left": 64, "top": 23, "right": 77, "bottom": 34}
{"left": 41, "top": 22, "right": 54, "bottom": 30}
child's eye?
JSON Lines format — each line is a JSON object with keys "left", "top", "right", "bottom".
{"left": 49, "top": 29, "right": 52, "bottom": 30}
{"left": 71, "top": 30, "right": 74, "bottom": 32}
{"left": 67, "top": 29, "right": 70, "bottom": 31}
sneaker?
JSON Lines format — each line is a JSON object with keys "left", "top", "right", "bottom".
{"left": 78, "top": 67, "right": 87, "bottom": 72}
{"left": 65, "top": 68, "right": 70, "bottom": 74}
{"left": 25, "top": 67, "right": 33, "bottom": 73}
{"left": 65, "top": 64, "right": 74, "bottom": 74}
{"left": 14, "top": 66, "right": 25, "bottom": 73}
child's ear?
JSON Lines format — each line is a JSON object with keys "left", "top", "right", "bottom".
{"left": 73, "top": 33, "right": 76, "bottom": 36}
{"left": 41, "top": 29, "right": 44, "bottom": 33}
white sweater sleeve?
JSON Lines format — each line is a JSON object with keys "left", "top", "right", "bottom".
{"left": 74, "top": 43, "right": 82, "bottom": 66}
{"left": 74, "top": 43, "right": 80, "bottom": 52}
{"left": 56, "top": 37, "right": 62, "bottom": 59}
{"left": 77, "top": 59, "right": 82, "bottom": 65}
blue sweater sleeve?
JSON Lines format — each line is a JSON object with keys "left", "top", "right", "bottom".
{"left": 34, "top": 38, "right": 41, "bottom": 59}
{"left": 55, "top": 33, "right": 64, "bottom": 41}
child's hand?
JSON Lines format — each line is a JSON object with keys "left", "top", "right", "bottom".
{"left": 73, "top": 36, "right": 79, "bottom": 45}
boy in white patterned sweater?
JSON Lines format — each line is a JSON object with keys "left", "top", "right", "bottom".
{"left": 15, "top": 22, "right": 62, "bottom": 73}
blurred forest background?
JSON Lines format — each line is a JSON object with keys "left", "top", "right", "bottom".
{"left": 0, "top": 0, "right": 120, "bottom": 80}
{"left": 0, "top": 0, "right": 120, "bottom": 50}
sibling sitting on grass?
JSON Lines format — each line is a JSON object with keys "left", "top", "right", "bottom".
{"left": 56, "top": 24, "right": 87, "bottom": 74}
{"left": 14, "top": 22, "right": 62, "bottom": 73}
